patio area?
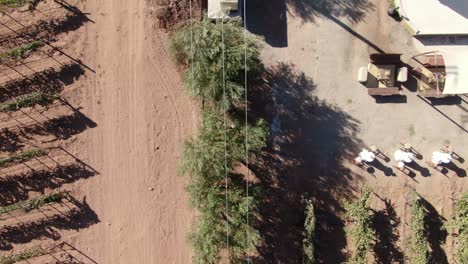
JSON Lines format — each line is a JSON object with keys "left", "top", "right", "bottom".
{"left": 246, "top": 0, "right": 467, "bottom": 262}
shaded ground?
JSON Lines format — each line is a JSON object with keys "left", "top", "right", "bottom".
{"left": 250, "top": 63, "right": 363, "bottom": 263}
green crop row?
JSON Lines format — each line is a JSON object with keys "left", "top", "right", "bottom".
{"left": 0, "top": 92, "right": 58, "bottom": 112}
{"left": 0, "top": 148, "right": 48, "bottom": 168}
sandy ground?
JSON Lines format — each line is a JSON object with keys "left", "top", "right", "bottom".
{"left": 247, "top": 0, "right": 467, "bottom": 263}
{"left": 1, "top": 0, "right": 196, "bottom": 262}
{"left": 66, "top": 0, "right": 197, "bottom": 262}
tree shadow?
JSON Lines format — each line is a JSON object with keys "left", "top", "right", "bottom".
{"left": 370, "top": 159, "right": 395, "bottom": 176}
{"left": 0, "top": 163, "right": 97, "bottom": 206}
{"left": 286, "top": 0, "right": 375, "bottom": 24}
{"left": 0, "top": 128, "right": 23, "bottom": 152}
{"left": 0, "top": 110, "right": 97, "bottom": 153}
{"left": 442, "top": 162, "right": 467, "bottom": 177}
{"left": 0, "top": 196, "right": 99, "bottom": 251}
{"left": 246, "top": 0, "right": 288, "bottom": 47}
{"left": 22, "top": 110, "right": 97, "bottom": 140}
{"left": 419, "top": 197, "right": 449, "bottom": 264}
{"left": 0, "top": 62, "right": 85, "bottom": 102}
{"left": 0, "top": 10, "right": 91, "bottom": 49}
{"left": 249, "top": 63, "right": 363, "bottom": 263}
{"left": 372, "top": 197, "right": 404, "bottom": 263}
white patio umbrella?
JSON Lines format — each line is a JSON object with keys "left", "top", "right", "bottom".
{"left": 431, "top": 151, "right": 452, "bottom": 165}
{"left": 394, "top": 149, "right": 415, "bottom": 163}
{"left": 359, "top": 149, "right": 376, "bottom": 162}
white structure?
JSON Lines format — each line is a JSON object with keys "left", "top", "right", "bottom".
{"left": 397, "top": 0, "right": 468, "bottom": 35}
{"left": 394, "top": 150, "right": 415, "bottom": 163}
{"left": 208, "top": 0, "right": 239, "bottom": 19}
{"left": 440, "top": 48, "right": 468, "bottom": 94}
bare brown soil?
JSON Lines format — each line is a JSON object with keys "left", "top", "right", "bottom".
{"left": 1, "top": 0, "right": 196, "bottom": 262}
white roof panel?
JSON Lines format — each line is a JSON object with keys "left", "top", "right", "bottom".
{"left": 398, "top": 0, "right": 468, "bottom": 35}
{"left": 441, "top": 49, "right": 468, "bottom": 94}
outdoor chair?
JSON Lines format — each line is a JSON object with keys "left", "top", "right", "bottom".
{"left": 358, "top": 67, "right": 368, "bottom": 83}
{"left": 397, "top": 67, "right": 408, "bottom": 82}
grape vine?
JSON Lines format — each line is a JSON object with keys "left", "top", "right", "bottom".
{"left": 303, "top": 198, "right": 316, "bottom": 264}
{"left": 410, "top": 193, "right": 429, "bottom": 264}
{"left": 0, "top": 247, "right": 46, "bottom": 264}
{"left": 0, "top": 148, "right": 48, "bottom": 168}
{"left": 0, "top": 92, "right": 57, "bottom": 112}
{"left": 344, "top": 187, "right": 374, "bottom": 264}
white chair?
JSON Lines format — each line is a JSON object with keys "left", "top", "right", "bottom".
{"left": 397, "top": 67, "right": 408, "bottom": 82}
{"left": 358, "top": 67, "right": 368, "bottom": 83}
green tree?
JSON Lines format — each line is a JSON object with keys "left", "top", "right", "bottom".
{"left": 180, "top": 110, "right": 267, "bottom": 263}
{"left": 170, "top": 19, "right": 263, "bottom": 110}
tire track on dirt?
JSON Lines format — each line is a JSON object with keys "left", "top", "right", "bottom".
{"left": 65, "top": 0, "right": 196, "bottom": 263}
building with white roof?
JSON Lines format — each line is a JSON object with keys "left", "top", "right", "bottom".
{"left": 397, "top": 0, "right": 468, "bottom": 35}
{"left": 207, "top": 0, "right": 240, "bottom": 19}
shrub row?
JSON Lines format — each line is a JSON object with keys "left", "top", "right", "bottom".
{"left": 171, "top": 18, "right": 267, "bottom": 263}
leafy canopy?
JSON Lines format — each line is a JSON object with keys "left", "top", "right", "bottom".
{"left": 180, "top": 110, "right": 267, "bottom": 263}
{"left": 170, "top": 19, "right": 263, "bottom": 110}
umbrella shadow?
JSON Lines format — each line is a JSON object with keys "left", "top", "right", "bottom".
{"left": 370, "top": 159, "right": 394, "bottom": 176}
{"left": 406, "top": 160, "right": 431, "bottom": 177}
{"left": 442, "top": 162, "right": 467, "bottom": 177}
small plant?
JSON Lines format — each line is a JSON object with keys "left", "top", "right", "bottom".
{"left": 0, "top": 247, "right": 46, "bottom": 264}
{"left": 0, "top": 191, "right": 69, "bottom": 215}
{"left": 452, "top": 193, "right": 468, "bottom": 263}
{"left": 0, "top": 92, "right": 57, "bottom": 112}
{"left": 303, "top": 198, "right": 316, "bottom": 264}
{"left": 410, "top": 193, "right": 429, "bottom": 264}
{"left": 0, "top": 41, "right": 43, "bottom": 62}
{"left": 0, "top": 148, "right": 48, "bottom": 168}
{"left": 0, "top": 0, "right": 28, "bottom": 8}
{"left": 344, "top": 187, "right": 374, "bottom": 264}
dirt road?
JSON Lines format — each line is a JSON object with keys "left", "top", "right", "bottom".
{"left": 69, "top": 0, "right": 196, "bottom": 262}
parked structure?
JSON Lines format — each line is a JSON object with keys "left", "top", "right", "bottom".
{"left": 207, "top": 0, "right": 240, "bottom": 19}
{"left": 396, "top": 0, "right": 468, "bottom": 35}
